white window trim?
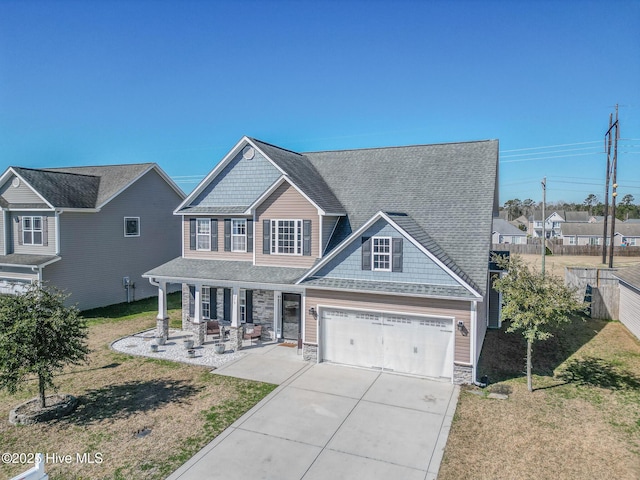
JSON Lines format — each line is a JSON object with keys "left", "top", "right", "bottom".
{"left": 124, "top": 217, "right": 140, "bottom": 237}
{"left": 372, "top": 236, "right": 392, "bottom": 271}
{"left": 231, "top": 218, "right": 247, "bottom": 253}
{"left": 196, "top": 218, "right": 211, "bottom": 251}
{"left": 270, "top": 219, "right": 303, "bottom": 256}
{"left": 201, "top": 286, "right": 211, "bottom": 320}
{"left": 23, "top": 216, "right": 43, "bottom": 245}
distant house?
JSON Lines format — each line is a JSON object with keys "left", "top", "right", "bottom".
{"left": 145, "top": 136, "right": 499, "bottom": 384}
{"left": 561, "top": 222, "right": 640, "bottom": 246}
{"left": 614, "top": 264, "right": 640, "bottom": 340}
{"left": 492, "top": 218, "right": 527, "bottom": 244}
{"left": 528, "top": 210, "right": 597, "bottom": 238}
{"left": 0, "top": 164, "right": 184, "bottom": 309}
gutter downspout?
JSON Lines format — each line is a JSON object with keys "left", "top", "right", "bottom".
{"left": 55, "top": 210, "right": 62, "bottom": 255}
{"left": 471, "top": 301, "right": 477, "bottom": 384}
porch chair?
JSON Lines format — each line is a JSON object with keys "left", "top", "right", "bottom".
{"left": 243, "top": 325, "right": 262, "bottom": 345}
{"left": 206, "top": 320, "right": 221, "bottom": 341}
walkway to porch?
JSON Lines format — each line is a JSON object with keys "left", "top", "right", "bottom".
{"left": 111, "top": 327, "right": 307, "bottom": 378}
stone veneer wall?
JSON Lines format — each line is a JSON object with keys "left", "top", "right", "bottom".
{"left": 302, "top": 343, "right": 317, "bottom": 362}
{"left": 252, "top": 289, "right": 274, "bottom": 339}
{"left": 453, "top": 364, "right": 473, "bottom": 385}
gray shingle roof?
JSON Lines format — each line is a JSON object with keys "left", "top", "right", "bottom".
{"left": 493, "top": 218, "right": 527, "bottom": 235}
{"left": 614, "top": 264, "right": 640, "bottom": 290}
{"left": 387, "top": 212, "right": 479, "bottom": 292}
{"left": 304, "top": 140, "right": 499, "bottom": 294}
{"left": 250, "top": 138, "right": 345, "bottom": 214}
{"left": 0, "top": 253, "right": 61, "bottom": 267}
{"left": 10, "top": 164, "right": 156, "bottom": 209}
{"left": 144, "top": 257, "right": 308, "bottom": 285}
{"left": 178, "top": 206, "right": 248, "bottom": 215}
{"left": 298, "top": 277, "right": 475, "bottom": 299}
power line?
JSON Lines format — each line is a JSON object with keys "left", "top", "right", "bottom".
{"left": 500, "top": 145, "right": 603, "bottom": 159}
{"left": 500, "top": 140, "right": 602, "bottom": 153}
{"left": 500, "top": 152, "right": 603, "bottom": 164}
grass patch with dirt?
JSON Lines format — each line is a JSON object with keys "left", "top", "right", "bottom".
{"left": 0, "top": 293, "right": 277, "bottom": 480}
{"left": 439, "top": 317, "right": 640, "bottom": 480}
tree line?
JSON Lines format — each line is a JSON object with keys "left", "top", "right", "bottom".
{"left": 501, "top": 194, "right": 639, "bottom": 221}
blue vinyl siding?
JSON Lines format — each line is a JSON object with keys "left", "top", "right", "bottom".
{"left": 314, "top": 219, "right": 461, "bottom": 286}
{"left": 190, "top": 150, "right": 281, "bottom": 207}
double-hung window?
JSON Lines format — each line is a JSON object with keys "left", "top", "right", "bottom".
{"left": 239, "top": 289, "right": 247, "bottom": 323}
{"left": 231, "top": 219, "right": 247, "bottom": 252}
{"left": 271, "top": 219, "right": 302, "bottom": 255}
{"left": 197, "top": 219, "right": 211, "bottom": 250}
{"left": 201, "top": 287, "right": 211, "bottom": 319}
{"left": 372, "top": 237, "right": 391, "bottom": 271}
{"left": 23, "top": 216, "right": 43, "bottom": 245}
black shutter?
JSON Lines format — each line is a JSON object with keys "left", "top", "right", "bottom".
{"left": 211, "top": 219, "right": 218, "bottom": 251}
{"left": 246, "top": 290, "right": 253, "bottom": 324}
{"left": 247, "top": 219, "right": 253, "bottom": 253}
{"left": 211, "top": 288, "right": 217, "bottom": 319}
{"left": 361, "top": 237, "right": 371, "bottom": 270}
{"left": 189, "top": 286, "right": 195, "bottom": 317}
{"left": 303, "top": 220, "right": 312, "bottom": 256}
{"left": 42, "top": 216, "right": 48, "bottom": 246}
{"left": 224, "top": 219, "right": 231, "bottom": 251}
{"left": 189, "top": 219, "right": 196, "bottom": 250}
{"left": 223, "top": 288, "right": 231, "bottom": 320}
{"left": 263, "top": 219, "right": 271, "bottom": 254}
{"left": 392, "top": 238, "right": 403, "bottom": 272}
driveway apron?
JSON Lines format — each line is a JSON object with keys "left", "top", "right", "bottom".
{"left": 167, "top": 361, "right": 459, "bottom": 480}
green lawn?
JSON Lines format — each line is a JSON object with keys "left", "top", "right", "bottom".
{"left": 0, "top": 293, "right": 276, "bottom": 480}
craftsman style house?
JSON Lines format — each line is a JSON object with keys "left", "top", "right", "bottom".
{"left": 145, "top": 137, "right": 499, "bottom": 384}
{"left": 0, "top": 164, "right": 184, "bottom": 309}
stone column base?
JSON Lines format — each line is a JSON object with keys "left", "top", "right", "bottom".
{"left": 453, "top": 364, "right": 473, "bottom": 385}
{"left": 302, "top": 343, "right": 317, "bottom": 362}
{"left": 156, "top": 317, "right": 169, "bottom": 340}
{"left": 229, "top": 326, "right": 244, "bottom": 351}
{"left": 188, "top": 321, "right": 206, "bottom": 347}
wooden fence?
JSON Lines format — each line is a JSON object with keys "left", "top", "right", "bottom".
{"left": 493, "top": 241, "right": 640, "bottom": 257}
{"left": 565, "top": 267, "right": 619, "bottom": 320}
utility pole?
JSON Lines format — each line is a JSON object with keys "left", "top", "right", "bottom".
{"left": 602, "top": 113, "right": 613, "bottom": 264}
{"left": 609, "top": 104, "right": 619, "bottom": 268}
{"left": 541, "top": 177, "right": 546, "bottom": 277}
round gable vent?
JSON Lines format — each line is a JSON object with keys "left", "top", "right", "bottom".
{"left": 242, "top": 146, "right": 255, "bottom": 160}
{"left": 11, "top": 177, "right": 20, "bottom": 188}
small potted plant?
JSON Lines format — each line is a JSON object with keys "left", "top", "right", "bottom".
{"left": 213, "top": 342, "right": 225, "bottom": 354}
{"left": 150, "top": 343, "right": 159, "bottom": 353}
{"left": 183, "top": 338, "right": 194, "bottom": 350}
{"left": 187, "top": 349, "right": 196, "bottom": 358}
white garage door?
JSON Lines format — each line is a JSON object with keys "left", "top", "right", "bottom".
{"left": 321, "top": 308, "right": 454, "bottom": 379}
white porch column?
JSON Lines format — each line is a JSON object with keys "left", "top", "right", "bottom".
{"left": 231, "top": 286, "right": 240, "bottom": 327}
{"left": 156, "top": 280, "right": 169, "bottom": 339}
{"left": 157, "top": 281, "right": 168, "bottom": 320}
{"left": 193, "top": 284, "right": 202, "bottom": 323}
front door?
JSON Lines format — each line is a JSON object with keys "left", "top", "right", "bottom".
{"left": 282, "top": 293, "right": 301, "bottom": 341}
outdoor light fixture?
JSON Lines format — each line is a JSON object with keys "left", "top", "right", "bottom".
{"left": 457, "top": 320, "right": 468, "bottom": 336}
{"left": 308, "top": 307, "right": 317, "bottom": 318}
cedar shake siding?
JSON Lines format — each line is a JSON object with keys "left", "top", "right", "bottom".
{"left": 183, "top": 216, "right": 253, "bottom": 262}
{"left": 43, "top": 169, "right": 182, "bottom": 310}
{"left": 304, "top": 289, "right": 472, "bottom": 364}
{"left": 255, "top": 182, "right": 320, "bottom": 268}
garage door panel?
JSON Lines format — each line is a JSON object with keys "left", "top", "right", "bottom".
{"left": 321, "top": 308, "right": 454, "bottom": 379}
{"left": 322, "top": 311, "right": 383, "bottom": 369}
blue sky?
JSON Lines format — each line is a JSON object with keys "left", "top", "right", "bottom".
{"left": 1, "top": 0, "right": 638, "bottom": 205}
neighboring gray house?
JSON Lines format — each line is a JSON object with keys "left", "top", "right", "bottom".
{"left": 561, "top": 222, "right": 640, "bottom": 246}
{"left": 492, "top": 218, "right": 527, "bottom": 244}
{"left": 0, "top": 163, "right": 184, "bottom": 310}
{"left": 145, "top": 136, "right": 499, "bottom": 384}
{"left": 614, "top": 264, "right": 640, "bottom": 341}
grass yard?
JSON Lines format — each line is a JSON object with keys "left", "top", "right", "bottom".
{"left": 519, "top": 253, "right": 640, "bottom": 279}
{"left": 0, "top": 293, "right": 277, "bottom": 480}
{"left": 439, "top": 317, "right": 640, "bottom": 480}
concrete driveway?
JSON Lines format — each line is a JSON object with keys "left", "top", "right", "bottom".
{"left": 168, "top": 359, "right": 459, "bottom": 480}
